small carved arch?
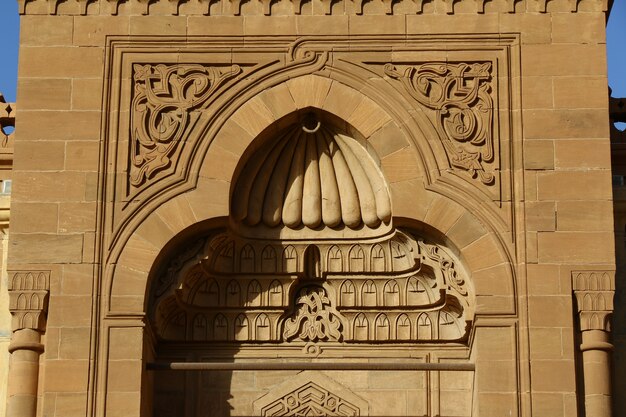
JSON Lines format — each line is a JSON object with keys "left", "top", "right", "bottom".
{"left": 282, "top": 245, "right": 298, "bottom": 272}
{"left": 163, "top": 311, "right": 187, "bottom": 340}
{"left": 192, "top": 314, "right": 208, "bottom": 341}
{"left": 406, "top": 276, "right": 432, "bottom": 306}
{"left": 375, "top": 314, "right": 390, "bottom": 341}
{"left": 304, "top": 245, "right": 321, "bottom": 279}
{"left": 327, "top": 245, "right": 343, "bottom": 272}
{"left": 396, "top": 313, "right": 411, "bottom": 340}
{"left": 583, "top": 293, "right": 594, "bottom": 311}
{"left": 340, "top": 280, "right": 356, "bottom": 307}
{"left": 234, "top": 314, "right": 249, "bottom": 341}
{"left": 268, "top": 280, "right": 283, "bottom": 307}
{"left": 361, "top": 279, "right": 377, "bottom": 307}
{"left": 438, "top": 311, "right": 463, "bottom": 340}
{"left": 383, "top": 279, "right": 400, "bottom": 306}
{"left": 17, "top": 293, "right": 27, "bottom": 310}
{"left": 390, "top": 241, "right": 410, "bottom": 271}
{"left": 226, "top": 280, "right": 242, "bottom": 307}
{"left": 261, "top": 245, "right": 277, "bottom": 272}
{"left": 240, "top": 244, "right": 255, "bottom": 273}
{"left": 417, "top": 313, "right": 433, "bottom": 340}
{"left": 353, "top": 313, "right": 369, "bottom": 341}
{"left": 215, "top": 240, "right": 235, "bottom": 272}
{"left": 246, "top": 280, "right": 262, "bottom": 307}
{"left": 255, "top": 313, "right": 271, "bottom": 341}
{"left": 371, "top": 243, "right": 386, "bottom": 272}
{"left": 349, "top": 245, "right": 365, "bottom": 272}
{"left": 192, "top": 279, "right": 219, "bottom": 307}
{"left": 213, "top": 313, "right": 228, "bottom": 341}
{"left": 30, "top": 293, "right": 41, "bottom": 310}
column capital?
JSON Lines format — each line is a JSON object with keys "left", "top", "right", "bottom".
{"left": 572, "top": 270, "right": 615, "bottom": 332}
{"left": 8, "top": 271, "right": 50, "bottom": 333}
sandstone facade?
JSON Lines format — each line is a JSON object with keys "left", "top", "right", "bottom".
{"left": 0, "top": 1, "right": 620, "bottom": 416}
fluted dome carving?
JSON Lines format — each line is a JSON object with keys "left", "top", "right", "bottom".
{"left": 232, "top": 115, "right": 392, "bottom": 230}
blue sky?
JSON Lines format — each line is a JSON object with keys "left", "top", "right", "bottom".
{"left": 0, "top": 2, "right": 625, "bottom": 100}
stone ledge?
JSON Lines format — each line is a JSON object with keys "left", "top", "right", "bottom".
{"left": 18, "top": 0, "right": 608, "bottom": 15}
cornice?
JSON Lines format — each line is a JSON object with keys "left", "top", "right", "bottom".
{"left": 18, "top": 0, "right": 608, "bottom": 16}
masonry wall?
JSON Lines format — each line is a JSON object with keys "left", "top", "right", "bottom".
{"left": 6, "top": 1, "right": 615, "bottom": 416}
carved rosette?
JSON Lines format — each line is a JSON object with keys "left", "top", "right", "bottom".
{"left": 572, "top": 271, "right": 614, "bottom": 333}
{"left": 384, "top": 62, "right": 495, "bottom": 185}
{"left": 129, "top": 63, "right": 241, "bottom": 192}
{"left": 8, "top": 271, "right": 50, "bottom": 332}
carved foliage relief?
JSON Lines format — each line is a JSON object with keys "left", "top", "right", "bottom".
{"left": 129, "top": 63, "right": 241, "bottom": 193}
{"left": 384, "top": 62, "right": 496, "bottom": 185}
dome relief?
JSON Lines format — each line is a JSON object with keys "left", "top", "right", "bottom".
{"left": 231, "top": 113, "right": 392, "bottom": 231}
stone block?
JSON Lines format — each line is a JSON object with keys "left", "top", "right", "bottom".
{"left": 71, "top": 79, "right": 103, "bottom": 111}
{"left": 526, "top": 263, "right": 561, "bottom": 295}
{"left": 58, "top": 202, "right": 97, "bottom": 233}
{"left": 10, "top": 202, "right": 59, "bottom": 233}
{"left": 108, "top": 328, "right": 144, "bottom": 360}
{"left": 537, "top": 170, "right": 612, "bottom": 201}
{"left": 554, "top": 139, "right": 611, "bottom": 169}
{"left": 526, "top": 201, "right": 556, "bottom": 232}
{"left": 19, "top": 47, "right": 104, "bottom": 78}
{"left": 16, "top": 110, "right": 101, "bottom": 141}
{"left": 61, "top": 264, "right": 95, "bottom": 296}
{"left": 43, "top": 360, "right": 89, "bottom": 392}
{"left": 553, "top": 76, "right": 608, "bottom": 109}
{"left": 447, "top": 211, "right": 487, "bottom": 249}
{"left": 59, "top": 327, "right": 91, "bottom": 359}
{"left": 523, "top": 109, "right": 609, "bottom": 140}
{"left": 530, "top": 360, "right": 577, "bottom": 392}
{"left": 9, "top": 233, "right": 84, "bottom": 264}
{"left": 537, "top": 231, "right": 615, "bottom": 263}
{"left": 524, "top": 140, "right": 554, "bottom": 170}
{"left": 521, "top": 44, "right": 607, "bottom": 77}
{"left": 73, "top": 16, "right": 130, "bottom": 46}
{"left": 20, "top": 15, "right": 74, "bottom": 46}
{"left": 11, "top": 171, "right": 88, "bottom": 202}
{"left": 521, "top": 76, "right": 553, "bottom": 109}
{"left": 19, "top": 79, "right": 72, "bottom": 110}
{"left": 14, "top": 140, "right": 65, "bottom": 171}
{"left": 552, "top": 12, "right": 606, "bottom": 44}
{"left": 528, "top": 296, "right": 574, "bottom": 328}
{"left": 556, "top": 201, "right": 614, "bottom": 232}
{"left": 65, "top": 141, "right": 100, "bottom": 171}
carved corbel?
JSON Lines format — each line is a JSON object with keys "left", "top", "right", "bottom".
{"left": 353, "top": 0, "right": 365, "bottom": 15}
{"left": 412, "top": 0, "right": 426, "bottom": 13}
{"left": 290, "top": 0, "right": 304, "bottom": 14}
{"left": 568, "top": 0, "right": 579, "bottom": 11}
{"left": 443, "top": 0, "right": 459, "bottom": 13}
{"left": 137, "top": 0, "right": 154, "bottom": 15}
{"left": 473, "top": 0, "right": 486, "bottom": 13}
{"left": 382, "top": 0, "right": 393, "bottom": 14}
{"left": 506, "top": 0, "right": 520, "bottom": 12}
{"left": 230, "top": 0, "right": 243, "bottom": 15}
{"left": 107, "top": 0, "right": 125, "bottom": 14}
{"left": 48, "top": 0, "right": 63, "bottom": 14}
{"left": 572, "top": 271, "right": 615, "bottom": 417}
{"left": 259, "top": 0, "right": 273, "bottom": 15}
{"left": 168, "top": 0, "right": 184, "bottom": 14}
{"left": 6, "top": 271, "right": 50, "bottom": 417}
{"left": 77, "top": 0, "right": 95, "bottom": 14}
{"left": 320, "top": 0, "right": 333, "bottom": 14}
{"left": 535, "top": 0, "right": 548, "bottom": 12}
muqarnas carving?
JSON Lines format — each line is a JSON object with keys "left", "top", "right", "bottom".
{"left": 129, "top": 63, "right": 241, "bottom": 192}
{"left": 384, "top": 62, "right": 495, "bottom": 185}
{"left": 149, "top": 113, "right": 474, "bottom": 346}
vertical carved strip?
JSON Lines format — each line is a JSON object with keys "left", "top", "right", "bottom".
{"left": 6, "top": 271, "right": 50, "bottom": 417}
{"left": 572, "top": 271, "right": 614, "bottom": 417}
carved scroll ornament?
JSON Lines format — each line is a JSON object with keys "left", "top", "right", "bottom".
{"left": 384, "top": 62, "right": 495, "bottom": 185}
{"left": 130, "top": 63, "right": 241, "bottom": 189}
{"left": 283, "top": 286, "right": 343, "bottom": 342}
